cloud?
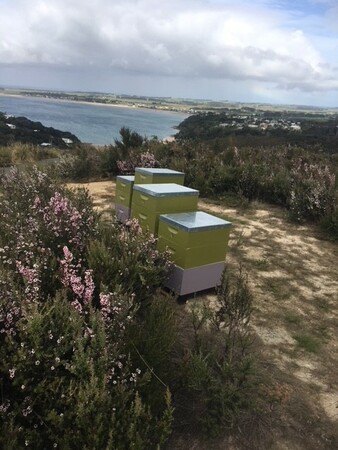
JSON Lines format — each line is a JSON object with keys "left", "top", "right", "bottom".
{"left": 1, "top": 0, "right": 338, "bottom": 93}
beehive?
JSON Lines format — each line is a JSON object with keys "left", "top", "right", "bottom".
{"left": 157, "top": 211, "right": 232, "bottom": 295}
{"left": 157, "top": 212, "right": 231, "bottom": 269}
{"left": 134, "top": 168, "right": 185, "bottom": 185}
{"left": 131, "top": 183, "right": 199, "bottom": 235}
{"left": 115, "top": 175, "right": 134, "bottom": 223}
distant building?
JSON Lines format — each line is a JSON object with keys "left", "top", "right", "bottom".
{"left": 62, "top": 138, "right": 73, "bottom": 145}
{"left": 290, "top": 124, "right": 301, "bottom": 131}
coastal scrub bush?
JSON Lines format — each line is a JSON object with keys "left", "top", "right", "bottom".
{"left": 126, "top": 293, "right": 177, "bottom": 416}
{"left": 233, "top": 146, "right": 292, "bottom": 205}
{"left": 0, "top": 167, "right": 97, "bottom": 299}
{"left": 114, "top": 127, "right": 144, "bottom": 154}
{"left": 0, "top": 288, "right": 173, "bottom": 449}
{"left": 98, "top": 128, "right": 148, "bottom": 176}
{"left": 288, "top": 158, "right": 336, "bottom": 222}
{"left": 0, "top": 143, "right": 58, "bottom": 168}
{"left": 154, "top": 142, "right": 338, "bottom": 232}
{"left": 87, "top": 218, "right": 172, "bottom": 307}
{"left": 52, "top": 145, "right": 106, "bottom": 181}
{"left": 320, "top": 204, "right": 338, "bottom": 240}
{"left": 97, "top": 146, "right": 155, "bottom": 177}
{"left": 177, "top": 265, "right": 256, "bottom": 437}
{"left": 99, "top": 144, "right": 121, "bottom": 176}
{"left": 117, "top": 149, "right": 157, "bottom": 175}
{"left": 0, "top": 146, "right": 12, "bottom": 166}
{"left": 0, "top": 167, "right": 174, "bottom": 449}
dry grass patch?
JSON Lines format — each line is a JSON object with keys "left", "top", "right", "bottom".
{"left": 67, "top": 180, "right": 116, "bottom": 218}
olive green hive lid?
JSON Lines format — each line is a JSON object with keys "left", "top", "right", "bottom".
{"left": 116, "top": 175, "right": 135, "bottom": 183}
{"left": 133, "top": 183, "right": 198, "bottom": 197}
{"left": 135, "top": 168, "right": 184, "bottom": 176}
{"left": 159, "top": 211, "right": 232, "bottom": 232}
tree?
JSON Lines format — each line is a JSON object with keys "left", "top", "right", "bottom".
{"left": 114, "top": 127, "right": 144, "bottom": 157}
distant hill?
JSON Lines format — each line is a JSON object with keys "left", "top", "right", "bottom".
{"left": 175, "top": 111, "right": 338, "bottom": 153}
{"left": 0, "top": 112, "right": 81, "bottom": 148}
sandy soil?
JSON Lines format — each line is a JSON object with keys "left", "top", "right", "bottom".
{"left": 198, "top": 199, "right": 338, "bottom": 449}
{"left": 68, "top": 181, "right": 338, "bottom": 449}
{"left": 67, "top": 181, "right": 116, "bottom": 213}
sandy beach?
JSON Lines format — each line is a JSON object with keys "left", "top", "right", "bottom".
{"left": 0, "top": 92, "right": 190, "bottom": 116}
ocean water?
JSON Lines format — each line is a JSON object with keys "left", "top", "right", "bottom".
{"left": 0, "top": 95, "right": 188, "bottom": 145}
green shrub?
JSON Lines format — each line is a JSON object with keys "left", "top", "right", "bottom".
{"left": 87, "top": 218, "right": 172, "bottom": 307}
{"left": 0, "top": 167, "right": 97, "bottom": 299}
{"left": 0, "top": 143, "right": 59, "bottom": 168}
{"left": 284, "top": 312, "right": 301, "bottom": 325}
{"left": 0, "top": 291, "right": 173, "bottom": 449}
{"left": 153, "top": 142, "right": 337, "bottom": 229}
{"left": 0, "top": 147, "right": 12, "bottom": 166}
{"left": 177, "top": 265, "right": 256, "bottom": 437}
{"left": 127, "top": 293, "right": 177, "bottom": 415}
{"left": 0, "top": 167, "right": 174, "bottom": 448}
{"left": 53, "top": 145, "right": 105, "bottom": 181}
{"left": 99, "top": 144, "right": 121, "bottom": 176}
{"left": 99, "top": 128, "right": 149, "bottom": 176}
{"left": 293, "top": 334, "right": 320, "bottom": 353}
{"left": 288, "top": 159, "right": 336, "bottom": 222}
{"left": 320, "top": 205, "right": 338, "bottom": 240}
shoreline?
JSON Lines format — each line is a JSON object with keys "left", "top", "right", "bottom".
{"left": 0, "top": 92, "right": 190, "bottom": 117}
{"left": 0, "top": 92, "right": 182, "bottom": 144}
{"left": 90, "top": 135, "right": 176, "bottom": 147}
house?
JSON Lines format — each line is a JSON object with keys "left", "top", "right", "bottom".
{"left": 290, "top": 124, "right": 301, "bottom": 131}
{"left": 62, "top": 138, "right": 73, "bottom": 145}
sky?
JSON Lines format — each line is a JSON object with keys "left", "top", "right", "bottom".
{"left": 0, "top": 0, "right": 338, "bottom": 107}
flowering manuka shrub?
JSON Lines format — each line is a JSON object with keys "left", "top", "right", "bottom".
{"left": 0, "top": 167, "right": 97, "bottom": 299}
{"left": 0, "top": 292, "right": 172, "bottom": 449}
{"left": 289, "top": 159, "right": 336, "bottom": 221}
{"left": 154, "top": 143, "right": 337, "bottom": 225}
{"left": 0, "top": 274, "right": 22, "bottom": 337}
{"left": 1, "top": 167, "right": 96, "bottom": 255}
{"left": 117, "top": 150, "right": 157, "bottom": 175}
{"left": 60, "top": 245, "right": 95, "bottom": 313}
{"left": 0, "top": 168, "right": 173, "bottom": 449}
{"left": 37, "top": 191, "right": 94, "bottom": 251}
{"left": 87, "top": 217, "right": 172, "bottom": 307}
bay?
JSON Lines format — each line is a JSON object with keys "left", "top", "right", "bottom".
{"left": 0, "top": 95, "right": 188, "bottom": 145}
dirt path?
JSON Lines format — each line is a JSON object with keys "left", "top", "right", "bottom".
{"left": 68, "top": 181, "right": 338, "bottom": 449}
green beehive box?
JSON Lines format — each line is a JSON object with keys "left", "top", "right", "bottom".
{"left": 157, "top": 212, "right": 232, "bottom": 269}
{"left": 115, "top": 175, "right": 134, "bottom": 207}
{"left": 158, "top": 239, "right": 227, "bottom": 268}
{"left": 134, "top": 168, "right": 185, "bottom": 185}
{"left": 131, "top": 184, "right": 199, "bottom": 235}
{"left": 130, "top": 205, "right": 158, "bottom": 233}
